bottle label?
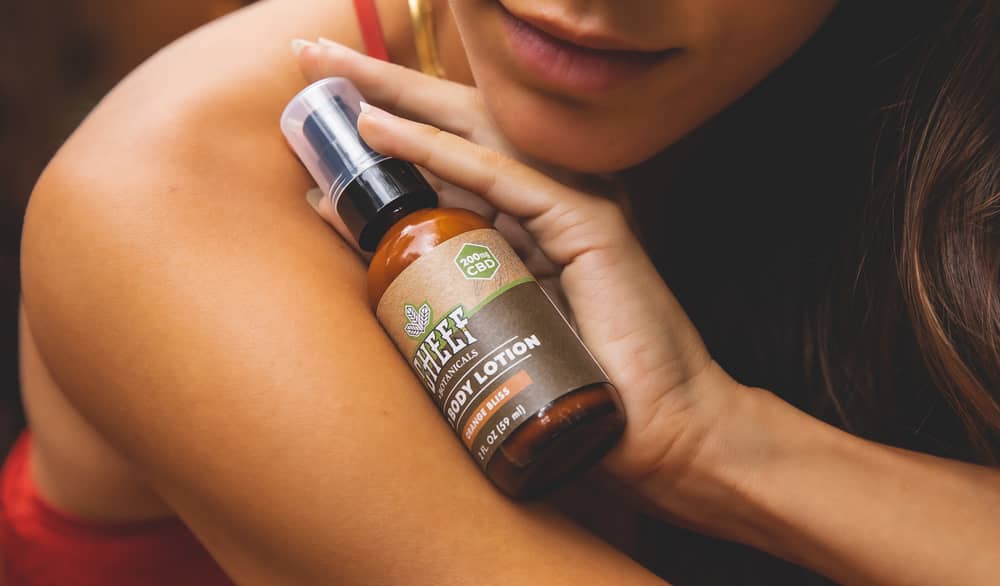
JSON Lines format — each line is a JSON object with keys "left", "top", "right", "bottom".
{"left": 376, "top": 228, "right": 610, "bottom": 469}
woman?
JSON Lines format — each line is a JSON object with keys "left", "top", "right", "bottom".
{"left": 9, "top": 0, "right": 1000, "bottom": 584}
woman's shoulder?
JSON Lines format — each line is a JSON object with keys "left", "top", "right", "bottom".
{"left": 49, "top": 1, "right": 405, "bottom": 175}
{"left": 24, "top": 0, "right": 412, "bottom": 253}
{"left": 17, "top": 1, "right": 429, "bottom": 528}
{"left": 21, "top": 0, "right": 412, "bottom": 370}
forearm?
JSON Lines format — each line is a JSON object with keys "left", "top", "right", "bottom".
{"left": 22, "top": 121, "right": 664, "bottom": 586}
{"left": 666, "top": 385, "right": 1000, "bottom": 585}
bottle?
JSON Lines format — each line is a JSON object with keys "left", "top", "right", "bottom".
{"left": 281, "top": 78, "right": 625, "bottom": 498}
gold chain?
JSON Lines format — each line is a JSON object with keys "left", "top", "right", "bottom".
{"left": 408, "top": 0, "right": 447, "bottom": 78}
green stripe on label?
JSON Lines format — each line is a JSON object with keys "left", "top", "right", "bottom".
{"left": 468, "top": 277, "right": 536, "bottom": 316}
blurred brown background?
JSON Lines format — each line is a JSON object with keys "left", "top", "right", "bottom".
{"left": 0, "top": 0, "right": 256, "bottom": 454}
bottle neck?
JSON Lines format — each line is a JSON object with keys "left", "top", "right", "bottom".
{"left": 367, "top": 207, "right": 495, "bottom": 308}
{"left": 337, "top": 159, "right": 438, "bottom": 251}
{"left": 368, "top": 200, "right": 439, "bottom": 252}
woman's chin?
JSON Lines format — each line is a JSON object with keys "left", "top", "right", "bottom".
{"left": 497, "top": 121, "right": 666, "bottom": 175}
{"left": 477, "top": 76, "right": 680, "bottom": 174}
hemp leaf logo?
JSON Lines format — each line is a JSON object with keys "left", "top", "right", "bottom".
{"left": 403, "top": 302, "right": 432, "bottom": 339}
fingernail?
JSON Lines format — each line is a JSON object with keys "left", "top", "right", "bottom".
{"left": 359, "top": 101, "right": 395, "bottom": 120}
{"left": 305, "top": 188, "right": 324, "bottom": 213}
{"left": 317, "top": 37, "right": 358, "bottom": 53}
{"left": 291, "top": 38, "right": 318, "bottom": 56}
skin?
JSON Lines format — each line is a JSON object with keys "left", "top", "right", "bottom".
{"left": 22, "top": 2, "right": 662, "bottom": 584}
{"left": 448, "top": 0, "right": 837, "bottom": 171}
{"left": 18, "top": 0, "right": 1000, "bottom": 584}
{"left": 302, "top": 43, "right": 1000, "bottom": 586}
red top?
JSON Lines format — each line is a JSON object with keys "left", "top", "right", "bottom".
{"left": 1, "top": 432, "right": 232, "bottom": 585}
{"left": 0, "top": 5, "right": 390, "bottom": 583}
{"left": 353, "top": 0, "right": 390, "bottom": 61}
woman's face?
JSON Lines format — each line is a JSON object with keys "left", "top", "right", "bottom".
{"left": 448, "top": 0, "right": 838, "bottom": 172}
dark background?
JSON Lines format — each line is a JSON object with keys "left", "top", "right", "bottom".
{"left": 0, "top": 0, "right": 255, "bottom": 456}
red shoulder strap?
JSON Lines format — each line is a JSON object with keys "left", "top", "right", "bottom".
{"left": 353, "top": 0, "right": 390, "bottom": 61}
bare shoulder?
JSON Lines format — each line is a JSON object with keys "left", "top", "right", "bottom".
{"left": 22, "top": 0, "right": 367, "bottom": 361}
{"left": 18, "top": 0, "right": 409, "bottom": 474}
{"left": 17, "top": 0, "right": 381, "bottom": 518}
{"left": 21, "top": 0, "right": 426, "bottom": 264}
{"left": 19, "top": 0, "right": 430, "bottom": 458}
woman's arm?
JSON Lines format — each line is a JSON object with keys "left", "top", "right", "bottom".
{"left": 20, "top": 1, "right": 666, "bottom": 583}
{"left": 323, "top": 87, "right": 1000, "bottom": 586}
{"left": 643, "top": 385, "right": 1000, "bottom": 586}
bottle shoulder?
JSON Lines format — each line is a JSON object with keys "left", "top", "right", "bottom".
{"left": 368, "top": 208, "right": 493, "bottom": 306}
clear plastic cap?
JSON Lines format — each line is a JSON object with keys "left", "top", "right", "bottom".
{"left": 280, "top": 77, "right": 388, "bottom": 203}
{"left": 281, "top": 77, "right": 438, "bottom": 251}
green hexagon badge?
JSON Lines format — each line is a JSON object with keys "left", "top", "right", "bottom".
{"left": 455, "top": 243, "right": 500, "bottom": 280}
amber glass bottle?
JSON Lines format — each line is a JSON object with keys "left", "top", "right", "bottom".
{"left": 368, "top": 207, "right": 625, "bottom": 497}
{"left": 283, "top": 78, "right": 625, "bottom": 498}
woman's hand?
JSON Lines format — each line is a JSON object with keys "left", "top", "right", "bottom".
{"left": 293, "top": 39, "right": 744, "bottom": 507}
{"left": 296, "top": 39, "right": 630, "bottom": 311}
{"left": 290, "top": 41, "right": 1000, "bottom": 586}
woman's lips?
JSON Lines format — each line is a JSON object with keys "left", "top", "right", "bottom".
{"left": 500, "top": 5, "right": 677, "bottom": 93}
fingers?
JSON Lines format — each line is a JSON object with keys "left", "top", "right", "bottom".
{"left": 357, "top": 104, "right": 633, "bottom": 265}
{"left": 295, "top": 39, "right": 479, "bottom": 138}
{"left": 435, "top": 182, "right": 499, "bottom": 222}
{"left": 493, "top": 213, "right": 559, "bottom": 278}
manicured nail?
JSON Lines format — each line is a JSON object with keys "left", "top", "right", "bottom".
{"left": 291, "top": 38, "right": 318, "bottom": 56}
{"left": 359, "top": 101, "right": 394, "bottom": 120}
{"left": 305, "top": 188, "right": 324, "bottom": 213}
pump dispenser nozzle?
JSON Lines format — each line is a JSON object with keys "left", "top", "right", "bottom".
{"left": 281, "top": 78, "right": 437, "bottom": 251}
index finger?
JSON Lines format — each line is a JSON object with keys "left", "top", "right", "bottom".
{"left": 295, "top": 39, "right": 479, "bottom": 138}
{"left": 357, "top": 104, "right": 632, "bottom": 266}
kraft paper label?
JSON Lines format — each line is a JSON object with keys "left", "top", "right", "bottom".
{"left": 376, "top": 228, "right": 610, "bottom": 468}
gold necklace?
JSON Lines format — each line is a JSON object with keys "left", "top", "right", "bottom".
{"left": 408, "top": 0, "right": 446, "bottom": 78}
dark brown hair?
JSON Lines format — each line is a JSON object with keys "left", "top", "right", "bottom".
{"left": 634, "top": 1, "right": 998, "bottom": 581}
{"left": 888, "top": 0, "right": 1000, "bottom": 460}
{"left": 812, "top": 0, "right": 1000, "bottom": 462}
{"left": 630, "top": 0, "right": 999, "bottom": 463}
